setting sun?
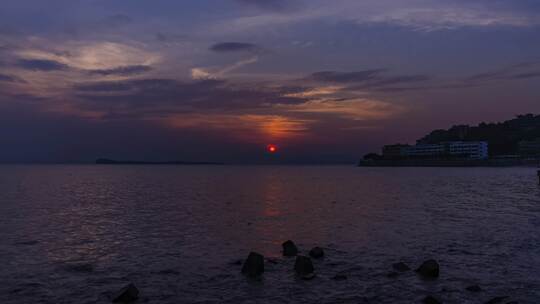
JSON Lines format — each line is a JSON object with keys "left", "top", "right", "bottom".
{"left": 267, "top": 144, "right": 278, "bottom": 153}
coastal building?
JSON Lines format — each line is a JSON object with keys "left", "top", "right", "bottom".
{"left": 519, "top": 138, "right": 540, "bottom": 157}
{"left": 403, "top": 144, "right": 446, "bottom": 158}
{"left": 384, "top": 141, "right": 489, "bottom": 160}
{"left": 382, "top": 144, "right": 410, "bottom": 159}
{"left": 446, "top": 141, "right": 489, "bottom": 160}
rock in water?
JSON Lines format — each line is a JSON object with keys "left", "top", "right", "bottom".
{"left": 112, "top": 283, "right": 139, "bottom": 303}
{"left": 308, "top": 247, "right": 324, "bottom": 259}
{"left": 423, "top": 295, "right": 442, "bottom": 304}
{"left": 416, "top": 259, "right": 440, "bottom": 279}
{"left": 282, "top": 240, "right": 298, "bottom": 257}
{"left": 392, "top": 262, "right": 411, "bottom": 272}
{"left": 241, "top": 252, "right": 265, "bottom": 277}
{"left": 294, "top": 256, "right": 314, "bottom": 277}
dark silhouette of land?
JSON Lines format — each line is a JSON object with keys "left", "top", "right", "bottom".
{"left": 360, "top": 114, "right": 540, "bottom": 167}
{"left": 95, "top": 158, "right": 224, "bottom": 165}
{"left": 418, "top": 114, "right": 540, "bottom": 157}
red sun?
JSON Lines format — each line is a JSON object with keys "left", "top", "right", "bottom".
{"left": 267, "top": 144, "right": 278, "bottom": 153}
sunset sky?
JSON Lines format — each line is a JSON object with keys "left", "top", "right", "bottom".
{"left": 1, "top": 0, "right": 540, "bottom": 163}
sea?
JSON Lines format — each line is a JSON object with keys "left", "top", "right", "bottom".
{"left": 0, "top": 165, "right": 539, "bottom": 303}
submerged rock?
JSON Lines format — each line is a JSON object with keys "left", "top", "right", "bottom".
{"left": 241, "top": 252, "right": 265, "bottom": 277}
{"left": 416, "top": 259, "right": 440, "bottom": 279}
{"left": 112, "top": 283, "right": 139, "bottom": 303}
{"left": 309, "top": 247, "right": 325, "bottom": 259}
{"left": 294, "top": 255, "right": 314, "bottom": 277}
{"left": 282, "top": 240, "right": 298, "bottom": 257}
{"left": 423, "top": 295, "right": 442, "bottom": 304}
{"left": 466, "top": 285, "right": 482, "bottom": 292}
{"left": 392, "top": 262, "right": 411, "bottom": 272}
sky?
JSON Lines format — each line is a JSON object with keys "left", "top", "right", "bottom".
{"left": 1, "top": 0, "right": 539, "bottom": 163}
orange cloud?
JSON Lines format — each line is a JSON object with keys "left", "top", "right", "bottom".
{"left": 165, "top": 113, "right": 313, "bottom": 143}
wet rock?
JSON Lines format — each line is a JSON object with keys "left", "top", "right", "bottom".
{"left": 282, "top": 240, "right": 298, "bottom": 257}
{"left": 241, "top": 252, "right": 265, "bottom": 277}
{"left": 112, "top": 283, "right": 139, "bottom": 303}
{"left": 484, "top": 296, "right": 509, "bottom": 304}
{"left": 416, "top": 259, "right": 440, "bottom": 279}
{"left": 393, "top": 262, "right": 411, "bottom": 272}
{"left": 309, "top": 247, "right": 324, "bottom": 259}
{"left": 294, "top": 255, "right": 314, "bottom": 277}
{"left": 466, "top": 285, "right": 482, "bottom": 292}
{"left": 332, "top": 274, "right": 348, "bottom": 281}
{"left": 423, "top": 295, "right": 442, "bottom": 304}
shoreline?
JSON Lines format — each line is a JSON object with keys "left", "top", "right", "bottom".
{"left": 358, "top": 159, "right": 540, "bottom": 167}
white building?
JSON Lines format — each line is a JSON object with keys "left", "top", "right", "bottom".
{"left": 447, "top": 141, "right": 488, "bottom": 160}
{"left": 402, "top": 141, "right": 488, "bottom": 160}
{"left": 403, "top": 144, "right": 445, "bottom": 157}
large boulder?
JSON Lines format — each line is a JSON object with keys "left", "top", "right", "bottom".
{"left": 308, "top": 247, "right": 325, "bottom": 259}
{"left": 282, "top": 240, "right": 298, "bottom": 257}
{"left": 112, "top": 283, "right": 139, "bottom": 303}
{"left": 416, "top": 259, "right": 440, "bottom": 279}
{"left": 294, "top": 255, "right": 314, "bottom": 278}
{"left": 241, "top": 252, "right": 265, "bottom": 277}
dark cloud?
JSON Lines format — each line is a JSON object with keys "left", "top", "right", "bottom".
{"left": 308, "top": 70, "right": 384, "bottom": 83}
{"left": 155, "top": 32, "right": 186, "bottom": 43}
{"left": 101, "top": 14, "right": 132, "bottom": 28}
{"left": 0, "top": 73, "right": 25, "bottom": 83}
{"left": 307, "top": 70, "right": 431, "bottom": 91}
{"left": 75, "top": 81, "right": 135, "bottom": 92}
{"left": 73, "top": 78, "right": 306, "bottom": 113}
{"left": 454, "top": 0, "right": 540, "bottom": 11}
{"left": 235, "top": 0, "right": 296, "bottom": 11}
{"left": 368, "top": 75, "right": 430, "bottom": 86}
{"left": 15, "top": 59, "right": 69, "bottom": 71}
{"left": 467, "top": 62, "right": 540, "bottom": 82}
{"left": 0, "top": 44, "right": 12, "bottom": 52}
{"left": 513, "top": 72, "right": 540, "bottom": 79}
{"left": 210, "top": 42, "right": 260, "bottom": 53}
{"left": 87, "top": 65, "right": 152, "bottom": 76}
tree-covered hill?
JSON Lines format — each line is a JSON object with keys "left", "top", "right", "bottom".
{"left": 418, "top": 114, "right": 540, "bottom": 156}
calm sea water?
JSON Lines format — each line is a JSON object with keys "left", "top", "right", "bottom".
{"left": 1, "top": 165, "right": 539, "bottom": 303}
